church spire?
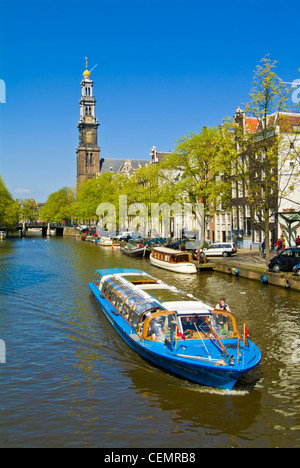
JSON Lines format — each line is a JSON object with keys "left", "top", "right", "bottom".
{"left": 83, "top": 56, "right": 91, "bottom": 79}
{"left": 76, "top": 59, "right": 100, "bottom": 190}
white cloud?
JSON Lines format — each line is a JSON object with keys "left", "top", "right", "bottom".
{"left": 13, "top": 188, "right": 32, "bottom": 195}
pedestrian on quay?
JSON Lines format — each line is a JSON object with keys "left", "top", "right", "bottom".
{"left": 261, "top": 240, "right": 265, "bottom": 254}
{"left": 296, "top": 234, "right": 300, "bottom": 247}
{"left": 275, "top": 239, "right": 283, "bottom": 255}
{"left": 215, "top": 298, "right": 231, "bottom": 312}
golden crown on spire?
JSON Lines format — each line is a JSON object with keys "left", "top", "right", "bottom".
{"left": 83, "top": 56, "right": 91, "bottom": 78}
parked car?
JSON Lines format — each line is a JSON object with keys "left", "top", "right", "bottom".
{"left": 293, "top": 263, "right": 300, "bottom": 276}
{"left": 202, "top": 242, "right": 237, "bottom": 257}
{"left": 76, "top": 225, "right": 88, "bottom": 231}
{"left": 116, "top": 231, "right": 135, "bottom": 240}
{"left": 268, "top": 247, "right": 300, "bottom": 273}
{"left": 87, "top": 229, "right": 97, "bottom": 236}
{"left": 130, "top": 232, "right": 144, "bottom": 242}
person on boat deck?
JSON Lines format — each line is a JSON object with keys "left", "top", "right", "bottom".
{"left": 215, "top": 298, "right": 231, "bottom": 312}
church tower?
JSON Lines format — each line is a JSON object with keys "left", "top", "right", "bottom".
{"left": 76, "top": 59, "right": 100, "bottom": 189}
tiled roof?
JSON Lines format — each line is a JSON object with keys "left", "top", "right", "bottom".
{"left": 99, "top": 158, "right": 150, "bottom": 174}
{"left": 245, "top": 118, "right": 259, "bottom": 133}
{"left": 251, "top": 112, "right": 300, "bottom": 133}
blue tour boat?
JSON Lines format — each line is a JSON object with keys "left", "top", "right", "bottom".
{"left": 89, "top": 268, "right": 261, "bottom": 390}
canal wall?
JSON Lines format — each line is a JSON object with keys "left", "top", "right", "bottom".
{"left": 213, "top": 260, "right": 300, "bottom": 292}
{"left": 63, "top": 227, "right": 79, "bottom": 237}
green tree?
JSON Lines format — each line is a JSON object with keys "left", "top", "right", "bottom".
{"left": 18, "top": 198, "right": 38, "bottom": 222}
{"left": 0, "top": 176, "right": 20, "bottom": 230}
{"left": 39, "top": 187, "right": 75, "bottom": 223}
{"left": 157, "top": 124, "right": 235, "bottom": 238}
{"left": 233, "top": 56, "right": 299, "bottom": 264}
{"left": 72, "top": 172, "right": 116, "bottom": 223}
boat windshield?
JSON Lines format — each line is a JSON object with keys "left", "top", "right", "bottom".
{"left": 178, "top": 311, "right": 237, "bottom": 339}
{"left": 142, "top": 311, "right": 177, "bottom": 342}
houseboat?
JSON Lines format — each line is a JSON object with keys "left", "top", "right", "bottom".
{"left": 150, "top": 247, "right": 197, "bottom": 274}
{"left": 89, "top": 268, "right": 262, "bottom": 390}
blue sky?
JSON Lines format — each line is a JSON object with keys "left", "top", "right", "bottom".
{"left": 0, "top": 0, "right": 299, "bottom": 202}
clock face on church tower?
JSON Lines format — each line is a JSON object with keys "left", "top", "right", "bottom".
{"left": 86, "top": 132, "right": 92, "bottom": 142}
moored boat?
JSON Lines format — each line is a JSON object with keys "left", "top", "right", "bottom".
{"left": 121, "top": 243, "right": 151, "bottom": 257}
{"left": 89, "top": 268, "right": 261, "bottom": 390}
{"left": 0, "top": 231, "right": 6, "bottom": 239}
{"left": 98, "top": 236, "right": 113, "bottom": 246}
{"left": 150, "top": 247, "right": 197, "bottom": 274}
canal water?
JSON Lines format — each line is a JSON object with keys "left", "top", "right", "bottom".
{"left": 0, "top": 236, "right": 299, "bottom": 448}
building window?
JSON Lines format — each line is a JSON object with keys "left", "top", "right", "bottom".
{"left": 90, "top": 153, "right": 93, "bottom": 165}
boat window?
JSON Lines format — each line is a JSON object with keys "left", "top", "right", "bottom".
{"left": 143, "top": 312, "right": 177, "bottom": 342}
{"left": 179, "top": 312, "right": 236, "bottom": 339}
{"left": 179, "top": 254, "right": 190, "bottom": 262}
{"left": 130, "top": 312, "right": 140, "bottom": 330}
{"left": 134, "top": 301, "right": 162, "bottom": 316}
{"left": 124, "top": 294, "right": 145, "bottom": 312}
{"left": 180, "top": 314, "right": 211, "bottom": 338}
{"left": 122, "top": 304, "right": 131, "bottom": 320}
{"left": 213, "top": 312, "right": 235, "bottom": 337}
{"left": 111, "top": 293, "right": 123, "bottom": 312}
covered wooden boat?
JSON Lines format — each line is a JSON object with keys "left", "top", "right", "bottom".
{"left": 89, "top": 268, "right": 261, "bottom": 390}
{"left": 150, "top": 247, "right": 197, "bottom": 274}
{"left": 121, "top": 243, "right": 151, "bottom": 257}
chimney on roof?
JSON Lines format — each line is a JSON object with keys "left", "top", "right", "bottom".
{"left": 234, "top": 106, "right": 245, "bottom": 129}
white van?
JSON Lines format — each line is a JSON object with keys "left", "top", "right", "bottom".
{"left": 202, "top": 242, "right": 237, "bottom": 257}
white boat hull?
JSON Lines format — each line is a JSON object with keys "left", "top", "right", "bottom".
{"left": 150, "top": 254, "right": 197, "bottom": 274}
{"left": 99, "top": 237, "right": 113, "bottom": 246}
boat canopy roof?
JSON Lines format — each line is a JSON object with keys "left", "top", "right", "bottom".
{"left": 162, "top": 301, "right": 213, "bottom": 315}
{"left": 96, "top": 268, "right": 214, "bottom": 317}
{"left": 99, "top": 273, "right": 164, "bottom": 318}
{"left": 152, "top": 247, "right": 190, "bottom": 256}
{"left": 96, "top": 268, "right": 146, "bottom": 280}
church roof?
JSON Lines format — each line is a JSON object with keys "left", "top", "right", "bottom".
{"left": 99, "top": 158, "right": 150, "bottom": 174}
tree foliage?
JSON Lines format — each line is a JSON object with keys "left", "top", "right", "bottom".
{"left": 0, "top": 176, "right": 19, "bottom": 229}
{"left": 39, "top": 187, "right": 75, "bottom": 223}
{"left": 232, "top": 56, "right": 299, "bottom": 263}
{"left": 18, "top": 198, "right": 38, "bottom": 222}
